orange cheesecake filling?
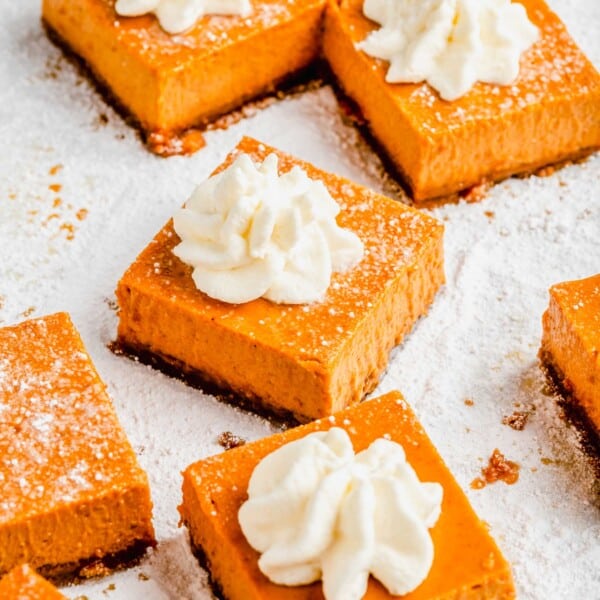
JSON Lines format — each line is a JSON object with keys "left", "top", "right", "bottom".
{"left": 180, "top": 392, "right": 516, "bottom": 599}
{"left": 322, "top": 0, "right": 600, "bottom": 201}
{"left": 0, "top": 313, "right": 155, "bottom": 577}
{"left": 116, "top": 137, "right": 445, "bottom": 422}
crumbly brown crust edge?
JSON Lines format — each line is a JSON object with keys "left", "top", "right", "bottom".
{"left": 182, "top": 524, "right": 228, "bottom": 600}
{"left": 18, "top": 536, "right": 156, "bottom": 586}
{"left": 110, "top": 338, "right": 306, "bottom": 427}
{"left": 538, "top": 347, "right": 600, "bottom": 467}
{"left": 327, "top": 69, "right": 599, "bottom": 207}
{"left": 42, "top": 19, "right": 327, "bottom": 157}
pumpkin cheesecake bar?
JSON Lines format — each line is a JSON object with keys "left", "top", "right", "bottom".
{"left": 322, "top": 0, "right": 600, "bottom": 202}
{"left": 0, "top": 313, "right": 155, "bottom": 578}
{"left": 115, "top": 137, "right": 445, "bottom": 423}
{"left": 180, "top": 391, "right": 515, "bottom": 599}
{"left": 42, "top": 0, "right": 327, "bottom": 155}
{"left": 540, "top": 273, "right": 600, "bottom": 446}
{"left": 0, "top": 565, "right": 66, "bottom": 599}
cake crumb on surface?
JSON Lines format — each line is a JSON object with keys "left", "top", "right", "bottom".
{"left": 471, "top": 449, "right": 520, "bottom": 489}
{"left": 503, "top": 411, "right": 530, "bottom": 431}
{"left": 217, "top": 432, "right": 246, "bottom": 450}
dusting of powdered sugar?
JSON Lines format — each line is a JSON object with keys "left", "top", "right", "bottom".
{"left": 0, "top": 314, "right": 147, "bottom": 524}
{"left": 0, "top": 0, "right": 599, "bottom": 598}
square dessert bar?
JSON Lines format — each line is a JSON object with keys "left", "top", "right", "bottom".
{"left": 0, "top": 313, "right": 155, "bottom": 578}
{"left": 180, "top": 391, "right": 515, "bottom": 599}
{"left": 0, "top": 565, "right": 66, "bottom": 599}
{"left": 42, "top": 0, "right": 327, "bottom": 154}
{"left": 115, "top": 136, "right": 445, "bottom": 423}
{"left": 540, "top": 273, "right": 600, "bottom": 445}
{"left": 323, "top": 0, "right": 600, "bottom": 202}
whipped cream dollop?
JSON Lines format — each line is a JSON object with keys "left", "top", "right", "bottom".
{"left": 358, "top": 0, "right": 539, "bottom": 101}
{"left": 172, "top": 153, "right": 364, "bottom": 305}
{"left": 115, "top": 0, "right": 253, "bottom": 34}
{"left": 238, "top": 428, "right": 443, "bottom": 599}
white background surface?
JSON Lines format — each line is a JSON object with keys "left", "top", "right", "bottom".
{"left": 1, "top": 1, "right": 599, "bottom": 598}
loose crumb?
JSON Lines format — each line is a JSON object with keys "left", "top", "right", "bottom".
{"left": 461, "top": 182, "right": 490, "bottom": 203}
{"left": 464, "top": 398, "right": 474, "bottom": 406}
{"left": 49, "top": 164, "right": 63, "bottom": 176}
{"left": 535, "top": 164, "right": 559, "bottom": 178}
{"left": 60, "top": 222, "right": 75, "bottom": 240}
{"left": 79, "top": 562, "right": 111, "bottom": 579}
{"left": 540, "top": 457, "right": 568, "bottom": 466}
{"left": 43, "top": 55, "right": 64, "bottom": 80}
{"left": 20, "top": 306, "right": 36, "bottom": 318}
{"left": 471, "top": 449, "right": 520, "bottom": 489}
{"left": 43, "top": 213, "right": 60, "bottom": 226}
{"left": 471, "top": 477, "right": 487, "bottom": 490}
{"left": 104, "top": 297, "right": 118, "bottom": 312}
{"left": 502, "top": 411, "right": 530, "bottom": 431}
{"left": 217, "top": 431, "right": 246, "bottom": 450}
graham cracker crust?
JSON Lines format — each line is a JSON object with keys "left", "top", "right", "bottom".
{"left": 538, "top": 347, "right": 600, "bottom": 470}
{"left": 35, "top": 536, "right": 156, "bottom": 585}
{"left": 183, "top": 526, "right": 227, "bottom": 600}
{"left": 110, "top": 339, "right": 302, "bottom": 427}
{"left": 42, "top": 19, "right": 326, "bottom": 157}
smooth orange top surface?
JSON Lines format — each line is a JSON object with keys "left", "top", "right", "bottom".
{"left": 548, "top": 274, "right": 600, "bottom": 357}
{"left": 119, "top": 137, "right": 443, "bottom": 369}
{"left": 89, "top": 0, "right": 326, "bottom": 68}
{"left": 0, "top": 565, "right": 66, "bottom": 599}
{"left": 181, "top": 392, "right": 514, "bottom": 599}
{"left": 333, "top": 0, "right": 600, "bottom": 136}
{"left": 0, "top": 313, "right": 148, "bottom": 528}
